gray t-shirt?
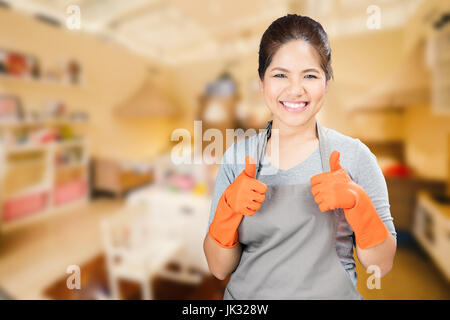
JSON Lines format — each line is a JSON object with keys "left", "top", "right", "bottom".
{"left": 206, "top": 127, "right": 397, "bottom": 288}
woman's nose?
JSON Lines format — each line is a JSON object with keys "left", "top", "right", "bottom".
{"left": 286, "top": 78, "right": 306, "bottom": 97}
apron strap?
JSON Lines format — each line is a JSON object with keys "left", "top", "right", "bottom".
{"left": 255, "top": 120, "right": 272, "bottom": 180}
{"left": 316, "top": 120, "right": 342, "bottom": 252}
{"left": 316, "top": 120, "right": 330, "bottom": 173}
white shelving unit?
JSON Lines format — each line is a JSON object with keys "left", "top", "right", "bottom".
{"left": 413, "top": 191, "right": 450, "bottom": 282}
{"left": 0, "top": 127, "right": 90, "bottom": 232}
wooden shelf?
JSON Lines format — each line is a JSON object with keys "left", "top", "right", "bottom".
{"left": 4, "top": 138, "right": 86, "bottom": 154}
{"left": 0, "top": 119, "right": 86, "bottom": 128}
{"left": 0, "top": 75, "right": 88, "bottom": 101}
{"left": 0, "top": 74, "right": 84, "bottom": 89}
{"left": 55, "top": 162, "right": 87, "bottom": 171}
{"left": 4, "top": 183, "right": 50, "bottom": 201}
{"left": 54, "top": 138, "right": 86, "bottom": 149}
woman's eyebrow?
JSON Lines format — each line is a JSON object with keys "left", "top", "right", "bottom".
{"left": 302, "top": 68, "right": 320, "bottom": 73}
{"left": 270, "top": 67, "right": 290, "bottom": 72}
{"left": 270, "top": 67, "right": 320, "bottom": 73}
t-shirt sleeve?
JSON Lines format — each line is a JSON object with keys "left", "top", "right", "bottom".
{"left": 206, "top": 146, "right": 237, "bottom": 236}
{"left": 353, "top": 139, "right": 397, "bottom": 241}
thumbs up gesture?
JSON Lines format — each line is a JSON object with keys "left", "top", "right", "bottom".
{"left": 309, "top": 150, "right": 390, "bottom": 250}
{"left": 225, "top": 156, "right": 268, "bottom": 216}
{"left": 310, "top": 151, "right": 358, "bottom": 212}
{"left": 209, "top": 156, "right": 268, "bottom": 248}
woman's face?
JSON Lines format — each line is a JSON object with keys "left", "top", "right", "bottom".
{"left": 259, "top": 39, "right": 329, "bottom": 129}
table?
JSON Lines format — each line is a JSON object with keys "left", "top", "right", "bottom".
{"left": 126, "top": 185, "right": 212, "bottom": 281}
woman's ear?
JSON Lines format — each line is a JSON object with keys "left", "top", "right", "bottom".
{"left": 258, "top": 78, "right": 264, "bottom": 94}
{"left": 325, "top": 79, "right": 330, "bottom": 93}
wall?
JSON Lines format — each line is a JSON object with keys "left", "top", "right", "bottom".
{"left": 404, "top": 104, "right": 450, "bottom": 180}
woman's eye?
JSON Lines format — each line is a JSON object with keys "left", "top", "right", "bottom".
{"left": 274, "top": 74, "right": 286, "bottom": 78}
{"left": 305, "top": 74, "right": 317, "bottom": 79}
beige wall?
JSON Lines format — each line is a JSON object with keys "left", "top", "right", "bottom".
{"left": 0, "top": 9, "right": 180, "bottom": 162}
{"left": 318, "top": 28, "right": 406, "bottom": 137}
{"left": 404, "top": 105, "right": 450, "bottom": 180}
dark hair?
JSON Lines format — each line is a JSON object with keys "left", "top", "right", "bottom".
{"left": 258, "top": 14, "right": 333, "bottom": 81}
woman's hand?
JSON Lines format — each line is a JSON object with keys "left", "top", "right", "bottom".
{"left": 310, "top": 151, "right": 358, "bottom": 212}
{"left": 225, "top": 156, "right": 268, "bottom": 216}
{"left": 209, "top": 156, "right": 267, "bottom": 248}
{"left": 310, "top": 151, "right": 389, "bottom": 250}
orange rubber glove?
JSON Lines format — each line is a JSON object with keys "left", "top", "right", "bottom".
{"left": 208, "top": 156, "right": 267, "bottom": 248}
{"left": 310, "top": 151, "right": 389, "bottom": 249}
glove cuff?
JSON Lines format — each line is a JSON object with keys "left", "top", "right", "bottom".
{"left": 208, "top": 193, "right": 243, "bottom": 249}
{"left": 344, "top": 184, "right": 389, "bottom": 249}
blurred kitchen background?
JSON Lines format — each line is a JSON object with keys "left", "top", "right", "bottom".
{"left": 0, "top": 0, "right": 449, "bottom": 300}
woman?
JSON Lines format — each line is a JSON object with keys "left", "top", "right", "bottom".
{"left": 203, "top": 14, "right": 397, "bottom": 300}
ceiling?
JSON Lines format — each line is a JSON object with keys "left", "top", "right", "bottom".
{"left": 1, "top": 0, "right": 426, "bottom": 66}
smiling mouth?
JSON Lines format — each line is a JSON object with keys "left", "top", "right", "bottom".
{"left": 279, "top": 101, "right": 309, "bottom": 112}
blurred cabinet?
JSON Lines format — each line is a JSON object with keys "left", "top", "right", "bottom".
{"left": 413, "top": 191, "right": 450, "bottom": 282}
{"left": 386, "top": 176, "right": 445, "bottom": 232}
{"left": 93, "top": 158, "right": 154, "bottom": 197}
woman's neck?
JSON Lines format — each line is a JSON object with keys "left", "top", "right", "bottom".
{"left": 265, "top": 117, "right": 321, "bottom": 169}
{"left": 271, "top": 117, "right": 318, "bottom": 147}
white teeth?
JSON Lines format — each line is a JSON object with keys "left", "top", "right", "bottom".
{"left": 282, "top": 101, "right": 307, "bottom": 108}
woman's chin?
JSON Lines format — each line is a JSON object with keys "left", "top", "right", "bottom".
{"left": 275, "top": 113, "right": 312, "bottom": 128}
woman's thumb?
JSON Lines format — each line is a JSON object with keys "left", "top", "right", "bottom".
{"left": 244, "top": 156, "right": 257, "bottom": 178}
{"left": 329, "top": 150, "right": 342, "bottom": 172}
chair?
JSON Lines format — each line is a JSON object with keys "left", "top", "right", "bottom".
{"left": 100, "top": 203, "right": 182, "bottom": 300}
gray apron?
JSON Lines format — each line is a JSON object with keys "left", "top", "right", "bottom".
{"left": 223, "top": 120, "right": 362, "bottom": 300}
